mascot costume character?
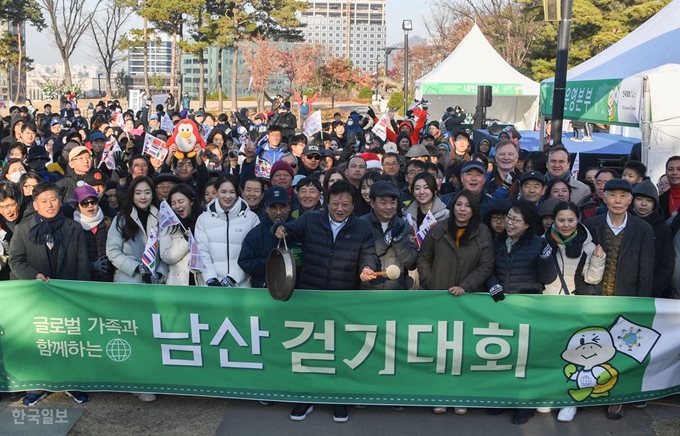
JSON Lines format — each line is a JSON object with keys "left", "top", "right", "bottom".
{"left": 166, "top": 119, "right": 206, "bottom": 160}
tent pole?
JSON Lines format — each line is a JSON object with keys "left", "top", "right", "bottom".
{"left": 641, "top": 76, "right": 651, "bottom": 169}
{"left": 551, "top": 0, "right": 574, "bottom": 145}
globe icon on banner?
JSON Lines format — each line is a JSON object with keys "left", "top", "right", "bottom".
{"left": 106, "top": 338, "right": 132, "bottom": 362}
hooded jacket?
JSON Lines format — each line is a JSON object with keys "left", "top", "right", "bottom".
{"left": 383, "top": 107, "right": 428, "bottom": 146}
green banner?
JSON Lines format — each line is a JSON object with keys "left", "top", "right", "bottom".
{"left": 540, "top": 79, "right": 641, "bottom": 127}
{"left": 1, "top": 280, "right": 679, "bottom": 408}
{"left": 422, "top": 83, "right": 526, "bottom": 96}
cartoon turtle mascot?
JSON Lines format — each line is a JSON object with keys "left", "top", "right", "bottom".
{"left": 165, "top": 119, "right": 206, "bottom": 160}
{"left": 561, "top": 327, "right": 619, "bottom": 401}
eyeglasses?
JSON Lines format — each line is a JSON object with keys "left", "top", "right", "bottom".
{"left": 0, "top": 202, "right": 18, "bottom": 211}
{"left": 289, "top": 163, "right": 297, "bottom": 168}
{"left": 505, "top": 215, "right": 524, "bottom": 224}
{"left": 490, "top": 215, "right": 506, "bottom": 223}
{"left": 23, "top": 184, "right": 37, "bottom": 190}
{"left": 177, "top": 162, "right": 193, "bottom": 168}
{"left": 307, "top": 155, "right": 321, "bottom": 160}
{"left": 383, "top": 162, "right": 398, "bottom": 167}
{"left": 79, "top": 199, "right": 99, "bottom": 207}
{"left": 71, "top": 155, "right": 91, "bottom": 162}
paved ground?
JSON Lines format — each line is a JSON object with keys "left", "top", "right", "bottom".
{"left": 1, "top": 392, "right": 679, "bottom": 436}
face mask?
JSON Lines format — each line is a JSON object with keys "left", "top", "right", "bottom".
{"left": 347, "top": 120, "right": 354, "bottom": 126}
{"left": 9, "top": 170, "right": 25, "bottom": 183}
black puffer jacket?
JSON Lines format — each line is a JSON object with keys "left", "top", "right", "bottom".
{"left": 632, "top": 207, "right": 675, "bottom": 297}
{"left": 360, "top": 211, "right": 418, "bottom": 290}
{"left": 273, "top": 209, "right": 379, "bottom": 290}
{"left": 487, "top": 230, "right": 557, "bottom": 294}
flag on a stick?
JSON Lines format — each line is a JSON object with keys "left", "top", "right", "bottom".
{"left": 143, "top": 134, "right": 168, "bottom": 161}
{"left": 372, "top": 112, "right": 389, "bottom": 141}
{"left": 142, "top": 226, "right": 159, "bottom": 272}
{"left": 158, "top": 200, "right": 183, "bottom": 230}
{"left": 188, "top": 230, "right": 206, "bottom": 272}
{"left": 304, "top": 110, "right": 322, "bottom": 137}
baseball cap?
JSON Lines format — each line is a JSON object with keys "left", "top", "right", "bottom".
{"left": 27, "top": 146, "right": 50, "bottom": 161}
{"left": 303, "top": 144, "right": 321, "bottom": 157}
{"left": 84, "top": 168, "right": 110, "bottom": 187}
{"left": 69, "top": 145, "right": 92, "bottom": 160}
{"left": 520, "top": 170, "right": 546, "bottom": 185}
{"left": 90, "top": 131, "right": 106, "bottom": 142}
{"left": 461, "top": 160, "right": 486, "bottom": 174}
{"left": 149, "top": 114, "right": 159, "bottom": 121}
{"left": 50, "top": 118, "right": 62, "bottom": 126}
{"left": 264, "top": 186, "right": 290, "bottom": 207}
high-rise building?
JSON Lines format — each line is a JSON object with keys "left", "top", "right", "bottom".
{"left": 299, "top": 0, "right": 386, "bottom": 71}
{"left": 127, "top": 34, "right": 174, "bottom": 89}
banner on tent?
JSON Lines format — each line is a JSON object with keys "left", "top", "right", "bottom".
{"left": 540, "top": 78, "right": 642, "bottom": 126}
{"left": 421, "top": 83, "right": 527, "bottom": 96}
{"left": 1, "top": 281, "right": 679, "bottom": 407}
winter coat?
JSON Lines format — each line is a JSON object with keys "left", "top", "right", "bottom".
{"left": 442, "top": 187, "right": 495, "bottom": 221}
{"left": 402, "top": 196, "right": 449, "bottom": 227}
{"left": 487, "top": 230, "right": 557, "bottom": 294}
{"left": 385, "top": 107, "right": 428, "bottom": 146}
{"left": 77, "top": 214, "right": 114, "bottom": 282}
{"left": 56, "top": 169, "right": 87, "bottom": 203}
{"left": 360, "top": 211, "right": 418, "bottom": 290}
{"left": 631, "top": 207, "right": 674, "bottom": 297}
{"left": 273, "top": 209, "right": 379, "bottom": 290}
{"left": 9, "top": 217, "right": 90, "bottom": 281}
{"left": 159, "top": 225, "right": 204, "bottom": 286}
{"left": 238, "top": 215, "right": 302, "bottom": 288}
{"left": 542, "top": 223, "right": 605, "bottom": 295}
{"left": 106, "top": 206, "right": 169, "bottom": 284}
{"left": 584, "top": 213, "right": 655, "bottom": 297}
{"left": 194, "top": 197, "right": 260, "bottom": 287}
{"left": 418, "top": 220, "right": 495, "bottom": 292}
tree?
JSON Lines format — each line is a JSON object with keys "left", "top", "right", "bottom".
{"left": 320, "top": 57, "right": 353, "bottom": 109}
{"left": 120, "top": 26, "right": 159, "bottom": 96}
{"left": 392, "top": 43, "right": 443, "bottom": 93}
{"left": 114, "top": 68, "right": 130, "bottom": 98}
{"left": 0, "top": 0, "right": 45, "bottom": 101}
{"left": 0, "top": 31, "right": 34, "bottom": 101}
{"left": 279, "top": 43, "right": 323, "bottom": 94}
{"left": 36, "top": 0, "right": 102, "bottom": 87}
{"left": 150, "top": 72, "right": 164, "bottom": 94}
{"left": 89, "top": 0, "right": 136, "bottom": 98}
{"left": 423, "top": 7, "right": 473, "bottom": 64}
{"left": 211, "top": 0, "right": 306, "bottom": 111}
{"left": 241, "top": 37, "right": 282, "bottom": 112}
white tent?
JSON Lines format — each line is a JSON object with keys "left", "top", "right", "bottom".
{"left": 540, "top": 0, "right": 680, "bottom": 181}
{"left": 414, "top": 24, "right": 540, "bottom": 129}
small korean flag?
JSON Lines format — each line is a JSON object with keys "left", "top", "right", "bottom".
{"left": 608, "top": 315, "right": 660, "bottom": 363}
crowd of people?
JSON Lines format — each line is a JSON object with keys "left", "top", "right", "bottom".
{"left": 0, "top": 96, "right": 676, "bottom": 425}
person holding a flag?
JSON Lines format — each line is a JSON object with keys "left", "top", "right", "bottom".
{"left": 106, "top": 176, "right": 167, "bottom": 287}
{"left": 160, "top": 184, "right": 205, "bottom": 286}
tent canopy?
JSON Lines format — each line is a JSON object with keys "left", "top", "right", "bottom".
{"left": 414, "top": 24, "right": 539, "bottom": 129}
{"left": 540, "top": 0, "right": 680, "bottom": 126}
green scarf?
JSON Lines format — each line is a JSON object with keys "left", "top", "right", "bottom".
{"left": 550, "top": 225, "right": 577, "bottom": 245}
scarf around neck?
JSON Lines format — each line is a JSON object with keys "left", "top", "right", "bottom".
{"left": 28, "top": 210, "right": 65, "bottom": 245}
{"left": 75, "top": 208, "right": 104, "bottom": 231}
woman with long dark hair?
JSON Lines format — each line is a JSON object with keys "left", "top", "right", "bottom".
{"left": 417, "top": 189, "right": 495, "bottom": 415}
{"left": 403, "top": 172, "right": 449, "bottom": 228}
{"left": 160, "top": 184, "right": 205, "bottom": 286}
{"left": 107, "top": 176, "right": 167, "bottom": 285}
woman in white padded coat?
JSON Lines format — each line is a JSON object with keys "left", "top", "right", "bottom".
{"left": 194, "top": 174, "right": 260, "bottom": 287}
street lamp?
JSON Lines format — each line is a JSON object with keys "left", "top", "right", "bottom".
{"left": 402, "top": 20, "right": 412, "bottom": 116}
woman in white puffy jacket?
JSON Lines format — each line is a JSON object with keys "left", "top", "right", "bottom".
{"left": 160, "top": 184, "right": 205, "bottom": 286}
{"left": 194, "top": 174, "right": 260, "bottom": 287}
{"left": 543, "top": 202, "right": 605, "bottom": 296}
{"left": 107, "top": 176, "right": 168, "bottom": 284}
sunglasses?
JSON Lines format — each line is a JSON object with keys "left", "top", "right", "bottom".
{"left": 79, "top": 199, "right": 99, "bottom": 207}
{"left": 307, "top": 154, "right": 321, "bottom": 160}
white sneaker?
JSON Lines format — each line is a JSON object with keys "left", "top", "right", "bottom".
{"left": 433, "top": 407, "right": 447, "bottom": 414}
{"left": 557, "top": 406, "right": 577, "bottom": 422}
{"left": 454, "top": 407, "right": 468, "bottom": 415}
{"left": 136, "top": 393, "right": 157, "bottom": 402}
{"left": 537, "top": 407, "right": 551, "bottom": 413}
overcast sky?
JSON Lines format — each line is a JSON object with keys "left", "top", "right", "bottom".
{"left": 25, "top": 0, "right": 429, "bottom": 66}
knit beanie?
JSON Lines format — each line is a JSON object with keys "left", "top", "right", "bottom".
{"left": 270, "top": 160, "right": 294, "bottom": 179}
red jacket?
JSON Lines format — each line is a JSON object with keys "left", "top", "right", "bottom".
{"left": 381, "top": 107, "right": 427, "bottom": 145}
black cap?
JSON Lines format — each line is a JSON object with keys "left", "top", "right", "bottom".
{"left": 303, "top": 143, "right": 321, "bottom": 157}
{"left": 604, "top": 178, "right": 632, "bottom": 194}
{"left": 520, "top": 170, "right": 546, "bottom": 185}
{"left": 153, "top": 173, "right": 182, "bottom": 185}
{"left": 264, "top": 186, "right": 290, "bottom": 206}
{"left": 370, "top": 181, "right": 400, "bottom": 199}
{"left": 27, "top": 146, "right": 50, "bottom": 161}
{"left": 455, "top": 130, "right": 470, "bottom": 141}
{"left": 84, "top": 168, "right": 110, "bottom": 186}
{"left": 461, "top": 160, "right": 486, "bottom": 174}
{"left": 518, "top": 148, "right": 529, "bottom": 160}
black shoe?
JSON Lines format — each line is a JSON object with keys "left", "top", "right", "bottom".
{"left": 511, "top": 409, "right": 535, "bottom": 425}
{"left": 333, "top": 405, "right": 349, "bottom": 423}
{"left": 607, "top": 404, "right": 624, "bottom": 420}
{"left": 487, "top": 408, "right": 507, "bottom": 416}
{"left": 290, "top": 403, "right": 313, "bottom": 421}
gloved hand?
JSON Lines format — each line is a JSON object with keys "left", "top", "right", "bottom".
{"left": 92, "top": 256, "right": 111, "bottom": 275}
{"left": 206, "top": 278, "right": 221, "bottom": 287}
{"left": 391, "top": 221, "right": 406, "bottom": 241}
{"left": 220, "top": 276, "right": 237, "bottom": 287}
{"left": 114, "top": 151, "right": 128, "bottom": 179}
{"left": 540, "top": 242, "right": 553, "bottom": 260}
{"left": 138, "top": 261, "right": 151, "bottom": 276}
{"left": 489, "top": 284, "right": 505, "bottom": 302}
{"left": 367, "top": 107, "right": 376, "bottom": 119}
